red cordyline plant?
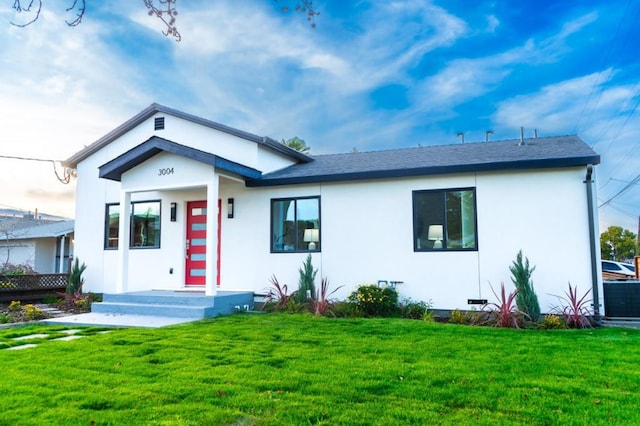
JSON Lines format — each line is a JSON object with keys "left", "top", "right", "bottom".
{"left": 263, "top": 275, "right": 297, "bottom": 311}
{"left": 481, "top": 282, "right": 527, "bottom": 328}
{"left": 552, "top": 283, "right": 593, "bottom": 329}
{"left": 309, "top": 278, "right": 343, "bottom": 316}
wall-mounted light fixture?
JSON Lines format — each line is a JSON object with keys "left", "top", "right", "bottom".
{"left": 170, "top": 202, "right": 177, "bottom": 222}
{"left": 227, "top": 198, "right": 235, "bottom": 219}
{"left": 303, "top": 228, "right": 319, "bottom": 250}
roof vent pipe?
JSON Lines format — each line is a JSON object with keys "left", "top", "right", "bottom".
{"left": 485, "top": 130, "right": 493, "bottom": 142}
{"left": 518, "top": 127, "right": 526, "bottom": 146}
{"left": 456, "top": 132, "right": 465, "bottom": 144}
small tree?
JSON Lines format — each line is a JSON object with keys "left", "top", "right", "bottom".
{"left": 295, "top": 254, "right": 317, "bottom": 304}
{"left": 600, "top": 226, "right": 636, "bottom": 261}
{"left": 509, "top": 251, "right": 540, "bottom": 322}
{"left": 282, "top": 136, "right": 311, "bottom": 154}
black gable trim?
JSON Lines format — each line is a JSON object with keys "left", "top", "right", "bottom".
{"left": 99, "top": 136, "right": 262, "bottom": 181}
{"left": 246, "top": 155, "right": 600, "bottom": 187}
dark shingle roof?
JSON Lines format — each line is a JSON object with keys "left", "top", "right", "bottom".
{"left": 247, "top": 135, "right": 599, "bottom": 187}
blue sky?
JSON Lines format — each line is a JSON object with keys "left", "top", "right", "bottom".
{"left": 0, "top": 0, "right": 639, "bottom": 232}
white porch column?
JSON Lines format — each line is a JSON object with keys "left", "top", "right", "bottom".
{"left": 117, "top": 191, "right": 132, "bottom": 294}
{"left": 58, "top": 234, "right": 66, "bottom": 273}
{"left": 205, "top": 175, "right": 219, "bottom": 296}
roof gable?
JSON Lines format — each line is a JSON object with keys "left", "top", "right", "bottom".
{"left": 99, "top": 136, "right": 262, "bottom": 181}
{"left": 63, "top": 103, "right": 312, "bottom": 168}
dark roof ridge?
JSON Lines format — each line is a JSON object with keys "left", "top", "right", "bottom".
{"left": 309, "top": 134, "right": 583, "bottom": 158}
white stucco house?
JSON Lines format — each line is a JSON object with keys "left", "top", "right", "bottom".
{"left": 63, "top": 104, "right": 602, "bottom": 316}
{"left": 0, "top": 218, "right": 74, "bottom": 273}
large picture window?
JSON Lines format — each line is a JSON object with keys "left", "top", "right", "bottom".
{"left": 104, "top": 200, "right": 161, "bottom": 250}
{"left": 413, "top": 188, "right": 477, "bottom": 251}
{"left": 271, "top": 197, "right": 320, "bottom": 252}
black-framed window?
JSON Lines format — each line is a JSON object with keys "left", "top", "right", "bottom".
{"left": 104, "top": 200, "right": 162, "bottom": 250}
{"left": 271, "top": 196, "right": 320, "bottom": 252}
{"left": 105, "top": 203, "right": 119, "bottom": 249}
{"left": 413, "top": 188, "right": 477, "bottom": 251}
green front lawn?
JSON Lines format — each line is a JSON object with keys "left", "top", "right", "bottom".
{"left": 1, "top": 315, "right": 639, "bottom": 425}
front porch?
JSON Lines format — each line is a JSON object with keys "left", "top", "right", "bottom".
{"left": 91, "top": 290, "right": 255, "bottom": 318}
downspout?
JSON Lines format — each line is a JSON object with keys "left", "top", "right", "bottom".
{"left": 584, "top": 164, "right": 602, "bottom": 324}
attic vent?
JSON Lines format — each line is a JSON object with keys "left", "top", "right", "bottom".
{"left": 154, "top": 117, "right": 165, "bottom": 131}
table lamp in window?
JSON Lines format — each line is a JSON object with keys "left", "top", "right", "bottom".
{"left": 303, "top": 229, "right": 319, "bottom": 250}
{"left": 428, "top": 225, "right": 443, "bottom": 249}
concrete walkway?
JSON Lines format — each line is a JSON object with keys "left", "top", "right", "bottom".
{"left": 42, "top": 312, "right": 201, "bottom": 328}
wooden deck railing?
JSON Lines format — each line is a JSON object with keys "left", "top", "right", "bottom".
{"left": 0, "top": 274, "right": 69, "bottom": 302}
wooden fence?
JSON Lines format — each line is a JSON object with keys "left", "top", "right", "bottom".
{"left": 0, "top": 274, "right": 69, "bottom": 302}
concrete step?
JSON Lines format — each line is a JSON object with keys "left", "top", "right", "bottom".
{"left": 91, "top": 302, "right": 210, "bottom": 318}
{"left": 92, "top": 291, "right": 254, "bottom": 319}
{"left": 102, "top": 292, "right": 215, "bottom": 306}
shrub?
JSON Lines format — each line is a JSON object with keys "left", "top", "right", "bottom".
{"left": 539, "top": 314, "right": 566, "bottom": 330}
{"left": 399, "top": 298, "right": 432, "bottom": 320}
{"left": 552, "top": 283, "right": 593, "bottom": 329}
{"left": 348, "top": 284, "right": 398, "bottom": 317}
{"left": 263, "top": 275, "right": 297, "bottom": 312}
{"left": 510, "top": 251, "right": 541, "bottom": 322}
{"left": 57, "top": 292, "right": 98, "bottom": 313}
{"left": 449, "top": 309, "right": 472, "bottom": 325}
{"left": 0, "top": 313, "right": 9, "bottom": 323}
{"left": 8, "top": 300, "right": 21, "bottom": 312}
{"left": 67, "top": 258, "right": 87, "bottom": 294}
{"left": 331, "top": 301, "right": 361, "bottom": 318}
{"left": 23, "top": 304, "right": 45, "bottom": 321}
{"left": 0, "top": 263, "right": 37, "bottom": 275}
{"left": 295, "top": 254, "right": 317, "bottom": 304}
{"left": 480, "top": 282, "right": 527, "bottom": 328}
{"left": 309, "top": 278, "right": 343, "bottom": 317}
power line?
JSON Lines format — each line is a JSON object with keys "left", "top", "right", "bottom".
{"left": 0, "top": 154, "right": 64, "bottom": 163}
{"left": 599, "top": 171, "right": 640, "bottom": 208}
{"left": 0, "top": 154, "right": 72, "bottom": 184}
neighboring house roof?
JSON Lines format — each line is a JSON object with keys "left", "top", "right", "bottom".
{"left": 63, "top": 103, "right": 312, "bottom": 169}
{"left": 247, "top": 135, "right": 600, "bottom": 187}
{"left": 99, "top": 136, "right": 262, "bottom": 181}
{"left": 0, "top": 219, "right": 74, "bottom": 240}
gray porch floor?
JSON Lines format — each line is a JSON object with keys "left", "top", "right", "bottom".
{"left": 42, "top": 290, "right": 254, "bottom": 328}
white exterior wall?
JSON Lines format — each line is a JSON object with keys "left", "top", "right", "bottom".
{"left": 74, "top": 113, "right": 297, "bottom": 294}
{"left": 217, "top": 167, "right": 597, "bottom": 313}
{"left": 0, "top": 241, "right": 35, "bottom": 269}
{"left": 34, "top": 239, "right": 57, "bottom": 273}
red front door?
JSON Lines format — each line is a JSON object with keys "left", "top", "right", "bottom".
{"left": 185, "top": 200, "right": 221, "bottom": 286}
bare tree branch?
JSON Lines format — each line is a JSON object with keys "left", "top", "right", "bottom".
{"left": 9, "top": 1, "right": 319, "bottom": 40}
{"left": 144, "top": 0, "right": 181, "bottom": 42}
{"left": 274, "top": 0, "right": 320, "bottom": 28}
{"left": 65, "top": 0, "right": 85, "bottom": 27}
{"left": 11, "top": 0, "right": 42, "bottom": 28}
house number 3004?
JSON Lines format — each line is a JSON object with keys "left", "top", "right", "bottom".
{"left": 158, "top": 168, "right": 174, "bottom": 176}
